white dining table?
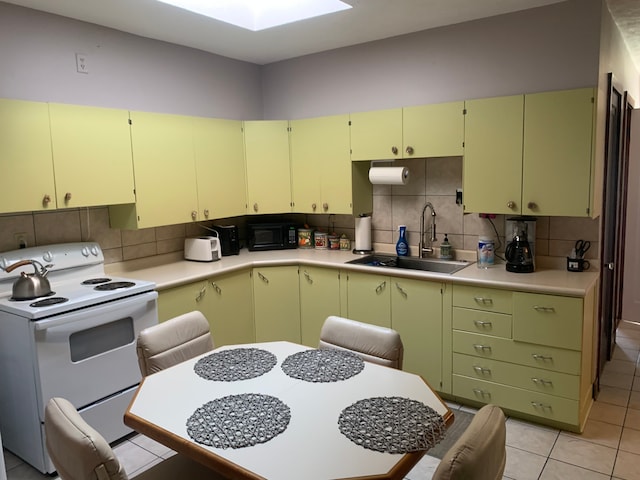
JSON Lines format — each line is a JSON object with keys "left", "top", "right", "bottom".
{"left": 124, "top": 341, "right": 453, "bottom": 480}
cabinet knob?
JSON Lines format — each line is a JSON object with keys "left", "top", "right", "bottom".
{"left": 191, "top": 210, "right": 197, "bottom": 220}
{"left": 507, "top": 201, "right": 516, "bottom": 209}
{"left": 391, "top": 146, "right": 398, "bottom": 155}
{"left": 312, "top": 203, "right": 317, "bottom": 211}
{"left": 65, "top": 192, "right": 72, "bottom": 202}
{"left": 527, "top": 201, "right": 538, "bottom": 210}
{"left": 42, "top": 194, "right": 51, "bottom": 205}
{"left": 405, "top": 146, "right": 414, "bottom": 155}
{"left": 322, "top": 202, "right": 329, "bottom": 211}
{"left": 253, "top": 203, "right": 259, "bottom": 212}
{"left": 204, "top": 209, "right": 209, "bottom": 218}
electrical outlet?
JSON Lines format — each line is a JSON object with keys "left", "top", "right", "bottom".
{"left": 14, "top": 233, "right": 27, "bottom": 249}
{"left": 75, "top": 53, "right": 89, "bottom": 74}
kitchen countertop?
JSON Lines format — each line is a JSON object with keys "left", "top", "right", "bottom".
{"left": 106, "top": 248, "right": 599, "bottom": 297}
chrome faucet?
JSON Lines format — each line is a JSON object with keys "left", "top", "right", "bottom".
{"left": 419, "top": 202, "right": 437, "bottom": 258}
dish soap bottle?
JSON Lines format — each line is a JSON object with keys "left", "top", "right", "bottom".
{"left": 440, "top": 234, "right": 453, "bottom": 260}
{"left": 396, "top": 225, "right": 409, "bottom": 256}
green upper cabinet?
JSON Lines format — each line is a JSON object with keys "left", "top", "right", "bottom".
{"left": 463, "top": 88, "right": 595, "bottom": 217}
{"left": 49, "top": 103, "right": 135, "bottom": 209}
{"left": 193, "top": 117, "right": 247, "bottom": 221}
{"left": 402, "top": 102, "right": 464, "bottom": 158}
{"left": 110, "top": 111, "right": 198, "bottom": 229}
{"left": 350, "top": 108, "right": 403, "bottom": 161}
{"left": 0, "top": 99, "right": 56, "bottom": 214}
{"left": 522, "top": 88, "right": 595, "bottom": 217}
{"left": 290, "top": 114, "right": 372, "bottom": 215}
{"left": 244, "top": 120, "right": 291, "bottom": 215}
{"left": 462, "top": 95, "right": 524, "bottom": 215}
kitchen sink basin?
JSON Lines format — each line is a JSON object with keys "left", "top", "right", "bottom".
{"left": 346, "top": 254, "right": 471, "bottom": 275}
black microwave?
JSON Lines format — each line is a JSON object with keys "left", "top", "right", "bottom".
{"left": 247, "top": 223, "right": 298, "bottom": 251}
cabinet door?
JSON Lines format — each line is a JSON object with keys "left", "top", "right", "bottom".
{"left": 463, "top": 95, "right": 524, "bottom": 214}
{"left": 523, "top": 88, "right": 595, "bottom": 217}
{"left": 350, "top": 109, "right": 402, "bottom": 161}
{"left": 157, "top": 281, "right": 208, "bottom": 322}
{"left": 391, "top": 278, "right": 443, "bottom": 389}
{"left": 209, "top": 270, "right": 254, "bottom": 346}
{"left": 193, "top": 117, "right": 246, "bottom": 220}
{"left": 244, "top": 121, "right": 291, "bottom": 214}
{"left": 49, "top": 104, "right": 134, "bottom": 208}
{"left": 299, "top": 266, "right": 341, "bottom": 347}
{"left": 0, "top": 99, "right": 55, "bottom": 213}
{"left": 114, "top": 111, "right": 198, "bottom": 228}
{"left": 253, "top": 266, "right": 301, "bottom": 342}
{"left": 403, "top": 102, "right": 464, "bottom": 158}
{"left": 345, "top": 271, "right": 391, "bottom": 328}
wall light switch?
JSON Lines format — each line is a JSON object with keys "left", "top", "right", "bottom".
{"left": 75, "top": 53, "right": 89, "bottom": 74}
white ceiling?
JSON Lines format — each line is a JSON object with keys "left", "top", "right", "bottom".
{"left": 2, "top": 0, "right": 639, "bottom": 67}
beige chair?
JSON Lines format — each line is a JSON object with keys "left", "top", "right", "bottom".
{"left": 136, "top": 311, "right": 214, "bottom": 376}
{"left": 44, "top": 397, "right": 225, "bottom": 480}
{"left": 318, "top": 315, "right": 404, "bottom": 369}
{"left": 432, "top": 404, "right": 507, "bottom": 480}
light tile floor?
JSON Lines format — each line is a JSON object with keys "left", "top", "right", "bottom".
{"left": 5, "top": 320, "right": 640, "bottom": 480}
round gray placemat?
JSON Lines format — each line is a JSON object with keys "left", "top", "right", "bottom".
{"left": 194, "top": 348, "right": 277, "bottom": 381}
{"left": 281, "top": 349, "right": 365, "bottom": 382}
{"left": 186, "top": 393, "right": 291, "bottom": 449}
{"left": 338, "top": 396, "right": 446, "bottom": 453}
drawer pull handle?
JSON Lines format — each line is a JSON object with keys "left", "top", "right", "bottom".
{"left": 533, "top": 305, "right": 556, "bottom": 313}
{"left": 531, "top": 378, "right": 553, "bottom": 386}
{"left": 473, "top": 320, "right": 493, "bottom": 328}
{"left": 530, "top": 401, "right": 552, "bottom": 410}
{"left": 196, "top": 285, "right": 206, "bottom": 302}
{"left": 375, "top": 281, "right": 386, "bottom": 294}
{"left": 532, "top": 354, "right": 553, "bottom": 361}
{"left": 210, "top": 282, "right": 222, "bottom": 294}
{"left": 473, "top": 344, "right": 492, "bottom": 352}
{"left": 258, "top": 272, "right": 269, "bottom": 283}
{"left": 472, "top": 388, "right": 491, "bottom": 398}
{"left": 473, "top": 297, "right": 493, "bottom": 305}
{"left": 395, "top": 283, "right": 408, "bottom": 298}
{"left": 473, "top": 366, "right": 492, "bottom": 375}
{"left": 303, "top": 271, "right": 313, "bottom": 284}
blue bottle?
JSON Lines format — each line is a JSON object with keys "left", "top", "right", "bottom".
{"left": 396, "top": 225, "right": 409, "bottom": 256}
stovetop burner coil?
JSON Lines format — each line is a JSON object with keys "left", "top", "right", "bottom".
{"left": 29, "top": 297, "right": 69, "bottom": 308}
{"left": 82, "top": 278, "right": 112, "bottom": 285}
{"left": 94, "top": 281, "right": 136, "bottom": 291}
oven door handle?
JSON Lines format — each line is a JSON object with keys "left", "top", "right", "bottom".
{"left": 33, "top": 292, "right": 158, "bottom": 331}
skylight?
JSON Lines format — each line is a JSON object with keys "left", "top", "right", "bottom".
{"left": 155, "top": 0, "right": 352, "bottom": 31}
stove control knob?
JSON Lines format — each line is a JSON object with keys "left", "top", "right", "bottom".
{"left": 81, "top": 247, "right": 90, "bottom": 257}
{"left": 43, "top": 251, "right": 53, "bottom": 263}
{"left": 90, "top": 246, "right": 99, "bottom": 256}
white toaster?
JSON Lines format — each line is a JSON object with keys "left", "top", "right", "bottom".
{"left": 184, "top": 236, "right": 222, "bottom": 262}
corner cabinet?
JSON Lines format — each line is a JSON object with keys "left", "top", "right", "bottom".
{"left": 451, "top": 284, "right": 595, "bottom": 432}
{"left": 48, "top": 104, "right": 135, "bottom": 208}
{"left": 0, "top": 99, "right": 56, "bottom": 214}
{"left": 290, "top": 114, "right": 372, "bottom": 215}
{"left": 463, "top": 88, "right": 595, "bottom": 217}
{"left": 244, "top": 120, "right": 292, "bottom": 215}
{"left": 252, "top": 266, "right": 301, "bottom": 343}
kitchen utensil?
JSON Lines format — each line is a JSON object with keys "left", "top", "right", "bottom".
{"left": 4, "top": 259, "right": 53, "bottom": 299}
{"left": 574, "top": 239, "right": 591, "bottom": 258}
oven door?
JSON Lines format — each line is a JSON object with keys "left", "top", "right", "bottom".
{"left": 32, "top": 291, "right": 158, "bottom": 420}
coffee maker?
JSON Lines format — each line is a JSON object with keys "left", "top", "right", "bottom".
{"left": 505, "top": 217, "right": 535, "bottom": 273}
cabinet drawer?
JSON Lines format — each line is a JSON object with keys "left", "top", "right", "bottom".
{"left": 513, "top": 293, "right": 583, "bottom": 351}
{"left": 453, "top": 353, "right": 579, "bottom": 400}
{"left": 453, "top": 331, "right": 580, "bottom": 375}
{"left": 453, "top": 285, "right": 512, "bottom": 314}
{"left": 453, "top": 374, "right": 579, "bottom": 426}
{"left": 453, "top": 307, "right": 512, "bottom": 338}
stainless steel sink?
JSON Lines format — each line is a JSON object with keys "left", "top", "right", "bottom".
{"left": 346, "top": 254, "right": 471, "bottom": 274}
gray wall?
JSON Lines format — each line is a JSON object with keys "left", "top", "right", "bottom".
{"left": 262, "top": 0, "right": 603, "bottom": 119}
{"left": 0, "top": 2, "right": 263, "bottom": 119}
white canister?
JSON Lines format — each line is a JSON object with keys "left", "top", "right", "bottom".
{"left": 477, "top": 237, "right": 495, "bottom": 268}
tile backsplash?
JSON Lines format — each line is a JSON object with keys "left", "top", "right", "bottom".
{"left": 0, "top": 156, "right": 599, "bottom": 264}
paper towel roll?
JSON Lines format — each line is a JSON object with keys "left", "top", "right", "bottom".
{"left": 354, "top": 215, "right": 372, "bottom": 252}
{"left": 369, "top": 166, "right": 409, "bottom": 185}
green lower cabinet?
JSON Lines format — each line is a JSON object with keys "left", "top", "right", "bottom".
{"left": 344, "top": 271, "right": 391, "bottom": 328}
{"left": 299, "top": 266, "right": 341, "bottom": 347}
{"left": 157, "top": 280, "right": 208, "bottom": 322}
{"left": 253, "top": 266, "right": 301, "bottom": 343}
{"left": 391, "top": 278, "right": 443, "bottom": 390}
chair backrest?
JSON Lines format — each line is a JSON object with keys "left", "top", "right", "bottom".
{"left": 45, "top": 397, "right": 128, "bottom": 480}
{"left": 432, "top": 404, "right": 507, "bottom": 480}
{"left": 136, "top": 310, "right": 214, "bottom": 376}
{"left": 318, "top": 315, "right": 404, "bottom": 369}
